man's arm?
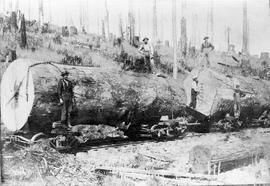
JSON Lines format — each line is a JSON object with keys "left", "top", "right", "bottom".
{"left": 200, "top": 44, "right": 204, "bottom": 53}
{"left": 138, "top": 44, "right": 144, "bottom": 52}
{"left": 149, "top": 43, "right": 154, "bottom": 58}
{"left": 210, "top": 43, "right": 215, "bottom": 51}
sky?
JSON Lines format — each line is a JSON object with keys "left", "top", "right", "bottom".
{"left": 0, "top": 0, "right": 270, "bottom": 55}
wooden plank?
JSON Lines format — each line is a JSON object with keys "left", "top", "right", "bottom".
{"left": 95, "top": 166, "right": 217, "bottom": 181}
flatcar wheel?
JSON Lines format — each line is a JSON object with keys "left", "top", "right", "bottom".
{"left": 150, "top": 124, "right": 159, "bottom": 138}
{"left": 150, "top": 124, "right": 167, "bottom": 139}
{"left": 263, "top": 119, "right": 270, "bottom": 128}
{"left": 166, "top": 127, "right": 187, "bottom": 139}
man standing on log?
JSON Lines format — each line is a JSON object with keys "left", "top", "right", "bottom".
{"left": 138, "top": 37, "right": 155, "bottom": 73}
{"left": 58, "top": 71, "right": 74, "bottom": 128}
{"left": 189, "top": 76, "right": 199, "bottom": 109}
{"left": 201, "top": 36, "right": 214, "bottom": 67}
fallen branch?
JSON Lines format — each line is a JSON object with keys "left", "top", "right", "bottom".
{"left": 138, "top": 152, "right": 173, "bottom": 163}
{"left": 95, "top": 166, "right": 217, "bottom": 181}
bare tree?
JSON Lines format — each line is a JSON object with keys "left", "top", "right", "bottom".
{"left": 119, "top": 15, "right": 124, "bottom": 39}
{"left": 105, "top": 0, "right": 110, "bottom": 40}
{"left": 242, "top": 0, "right": 249, "bottom": 54}
{"left": 38, "top": 0, "right": 44, "bottom": 25}
{"left": 152, "top": 0, "right": 157, "bottom": 45}
{"left": 172, "top": 0, "right": 177, "bottom": 79}
{"left": 20, "top": 14, "right": 27, "bottom": 49}
{"left": 102, "top": 20, "right": 106, "bottom": 40}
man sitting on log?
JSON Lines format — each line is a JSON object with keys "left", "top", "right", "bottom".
{"left": 189, "top": 76, "right": 199, "bottom": 109}
{"left": 138, "top": 37, "right": 156, "bottom": 73}
{"left": 58, "top": 71, "right": 74, "bottom": 128}
{"left": 201, "top": 36, "right": 214, "bottom": 67}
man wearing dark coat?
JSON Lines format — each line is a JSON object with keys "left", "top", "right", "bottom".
{"left": 58, "top": 71, "right": 74, "bottom": 128}
{"left": 189, "top": 76, "right": 199, "bottom": 109}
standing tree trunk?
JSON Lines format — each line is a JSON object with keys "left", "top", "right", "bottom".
{"left": 101, "top": 20, "right": 106, "bottom": 40}
{"left": 20, "top": 14, "right": 27, "bottom": 49}
{"left": 119, "top": 15, "right": 124, "bottom": 39}
{"left": 152, "top": 0, "right": 157, "bottom": 45}
{"left": 180, "top": 17, "right": 187, "bottom": 58}
{"left": 10, "top": 11, "right": 18, "bottom": 32}
{"left": 242, "top": 0, "right": 249, "bottom": 55}
{"left": 172, "top": 0, "right": 177, "bottom": 79}
{"left": 105, "top": 0, "right": 110, "bottom": 40}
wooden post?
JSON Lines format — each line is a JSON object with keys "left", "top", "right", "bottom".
{"left": 242, "top": 0, "right": 249, "bottom": 54}
{"left": 152, "top": 0, "right": 157, "bottom": 45}
{"left": 172, "top": 0, "right": 177, "bottom": 79}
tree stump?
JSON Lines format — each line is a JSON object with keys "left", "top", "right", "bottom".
{"left": 189, "top": 145, "right": 212, "bottom": 174}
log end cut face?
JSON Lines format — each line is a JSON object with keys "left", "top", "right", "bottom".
{"left": 1, "top": 59, "right": 35, "bottom": 131}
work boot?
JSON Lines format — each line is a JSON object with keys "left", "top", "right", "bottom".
{"left": 67, "top": 121, "right": 72, "bottom": 128}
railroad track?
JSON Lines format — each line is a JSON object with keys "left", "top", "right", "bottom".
{"left": 68, "top": 128, "right": 270, "bottom": 153}
{"left": 67, "top": 132, "right": 204, "bottom": 153}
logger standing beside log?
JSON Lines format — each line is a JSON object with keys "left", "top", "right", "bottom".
{"left": 189, "top": 76, "right": 199, "bottom": 109}
{"left": 201, "top": 36, "right": 214, "bottom": 67}
{"left": 58, "top": 71, "right": 74, "bottom": 128}
{"left": 138, "top": 37, "right": 156, "bottom": 73}
{"left": 233, "top": 84, "right": 245, "bottom": 119}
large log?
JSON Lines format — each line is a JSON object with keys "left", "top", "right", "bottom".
{"left": 183, "top": 67, "right": 270, "bottom": 124}
{"left": 1, "top": 59, "right": 186, "bottom": 132}
{"left": 189, "top": 142, "right": 264, "bottom": 175}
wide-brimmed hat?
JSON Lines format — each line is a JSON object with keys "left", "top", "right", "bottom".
{"left": 142, "top": 37, "right": 149, "bottom": 42}
{"left": 203, "top": 36, "right": 209, "bottom": 40}
{"left": 61, "top": 71, "right": 69, "bottom": 76}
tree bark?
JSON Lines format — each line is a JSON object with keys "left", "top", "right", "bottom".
{"left": 1, "top": 59, "right": 187, "bottom": 132}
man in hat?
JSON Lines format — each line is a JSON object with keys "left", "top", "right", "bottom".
{"left": 138, "top": 37, "right": 155, "bottom": 73}
{"left": 201, "top": 36, "right": 214, "bottom": 67}
{"left": 58, "top": 70, "right": 74, "bottom": 128}
{"left": 189, "top": 76, "right": 199, "bottom": 109}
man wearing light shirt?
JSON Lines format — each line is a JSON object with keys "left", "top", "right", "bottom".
{"left": 138, "top": 37, "right": 155, "bottom": 73}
